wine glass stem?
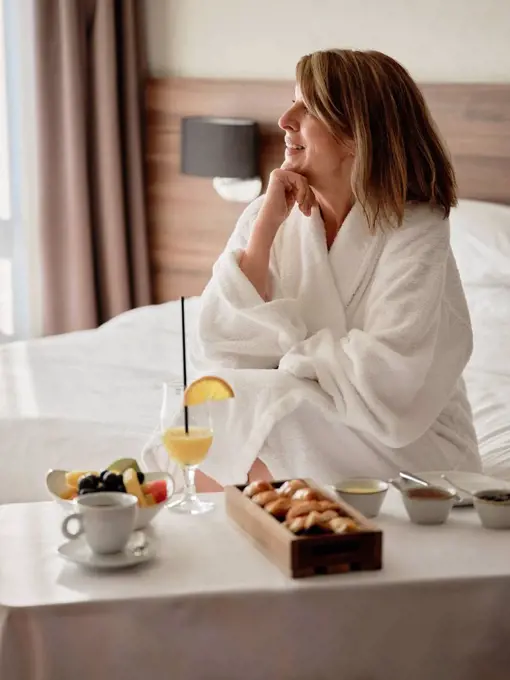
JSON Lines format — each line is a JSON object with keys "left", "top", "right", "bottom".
{"left": 182, "top": 464, "right": 198, "bottom": 501}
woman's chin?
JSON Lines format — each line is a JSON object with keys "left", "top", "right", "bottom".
{"left": 281, "top": 156, "right": 306, "bottom": 173}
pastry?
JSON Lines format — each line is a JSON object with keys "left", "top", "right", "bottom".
{"left": 251, "top": 490, "right": 279, "bottom": 506}
{"left": 317, "top": 509, "right": 339, "bottom": 524}
{"left": 286, "top": 500, "right": 322, "bottom": 520}
{"left": 317, "top": 499, "right": 345, "bottom": 514}
{"left": 265, "top": 497, "right": 293, "bottom": 519}
{"left": 287, "top": 516, "right": 307, "bottom": 534}
{"left": 292, "top": 487, "right": 322, "bottom": 502}
{"left": 329, "top": 517, "right": 359, "bottom": 534}
{"left": 243, "top": 480, "right": 273, "bottom": 497}
{"left": 303, "top": 510, "right": 324, "bottom": 531}
{"left": 277, "top": 479, "right": 307, "bottom": 497}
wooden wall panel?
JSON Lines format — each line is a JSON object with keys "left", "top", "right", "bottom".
{"left": 145, "top": 78, "right": 510, "bottom": 303}
{"left": 145, "top": 78, "right": 292, "bottom": 302}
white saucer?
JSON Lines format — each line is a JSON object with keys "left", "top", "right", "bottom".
{"left": 58, "top": 534, "right": 156, "bottom": 570}
{"left": 395, "top": 471, "right": 510, "bottom": 507}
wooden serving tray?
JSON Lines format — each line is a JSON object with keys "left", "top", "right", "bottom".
{"left": 225, "top": 479, "right": 383, "bottom": 579}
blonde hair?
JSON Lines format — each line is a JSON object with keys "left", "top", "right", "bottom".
{"left": 296, "top": 49, "right": 457, "bottom": 229}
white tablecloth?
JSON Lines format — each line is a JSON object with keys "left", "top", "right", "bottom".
{"left": 1, "top": 489, "right": 510, "bottom": 680}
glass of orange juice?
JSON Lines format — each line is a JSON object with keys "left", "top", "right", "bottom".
{"left": 160, "top": 383, "right": 215, "bottom": 515}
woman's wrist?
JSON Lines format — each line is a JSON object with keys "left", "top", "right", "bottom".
{"left": 252, "top": 214, "right": 281, "bottom": 244}
{"left": 239, "top": 244, "right": 271, "bottom": 300}
{"left": 237, "top": 215, "right": 281, "bottom": 300}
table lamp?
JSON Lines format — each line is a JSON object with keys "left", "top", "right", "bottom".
{"left": 181, "top": 116, "right": 261, "bottom": 202}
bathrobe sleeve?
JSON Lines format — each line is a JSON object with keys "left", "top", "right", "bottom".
{"left": 279, "top": 208, "right": 473, "bottom": 448}
{"left": 192, "top": 197, "right": 307, "bottom": 371}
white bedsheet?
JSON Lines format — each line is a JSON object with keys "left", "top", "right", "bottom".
{"left": 0, "top": 299, "right": 200, "bottom": 503}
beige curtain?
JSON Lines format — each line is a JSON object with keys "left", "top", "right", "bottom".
{"left": 34, "top": 0, "right": 151, "bottom": 335}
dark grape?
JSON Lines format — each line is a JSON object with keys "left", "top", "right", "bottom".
{"left": 78, "top": 488, "right": 95, "bottom": 495}
{"left": 78, "top": 474, "right": 99, "bottom": 492}
{"left": 102, "top": 471, "right": 121, "bottom": 491}
{"left": 116, "top": 479, "right": 126, "bottom": 493}
{"left": 137, "top": 471, "right": 145, "bottom": 485}
{"left": 96, "top": 481, "right": 105, "bottom": 492}
{"left": 99, "top": 470, "right": 110, "bottom": 480}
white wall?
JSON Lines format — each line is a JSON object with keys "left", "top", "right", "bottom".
{"left": 144, "top": 0, "right": 510, "bottom": 82}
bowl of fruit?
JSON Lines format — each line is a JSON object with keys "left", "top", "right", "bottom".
{"left": 46, "top": 457, "right": 176, "bottom": 530}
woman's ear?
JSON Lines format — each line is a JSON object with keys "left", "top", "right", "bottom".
{"left": 337, "top": 135, "right": 355, "bottom": 158}
{"left": 345, "top": 138, "right": 356, "bottom": 156}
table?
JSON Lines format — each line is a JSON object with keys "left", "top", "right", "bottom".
{"left": 1, "top": 489, "right": 510, "bottom": 680}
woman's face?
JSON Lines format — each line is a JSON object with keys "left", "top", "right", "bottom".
{"left": 278, "top": 85, "right": 352, "bottom": 185}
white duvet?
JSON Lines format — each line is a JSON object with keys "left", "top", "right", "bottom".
{"left": 0, "top": 200, "right": 508, "bottom": 502}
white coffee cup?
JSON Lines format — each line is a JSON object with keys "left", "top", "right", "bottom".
{"left": 62, "top": 492, "right": 137, "bottom": 555}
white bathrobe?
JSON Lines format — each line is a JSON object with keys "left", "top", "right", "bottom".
{"left": 191, "top": 197, "right": 481, "bottom": 486}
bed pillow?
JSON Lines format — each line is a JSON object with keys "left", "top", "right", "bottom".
{"left": 449, "top": 199, "right": 510, "bottom": 478}
{"left": 449, "top": 199, "right": 510, "bottom": 376}
{"left": 449, "top": 199, "right": 510, "bottom": 287}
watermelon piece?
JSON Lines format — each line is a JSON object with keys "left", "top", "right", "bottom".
{"left": 145, "top": 493, "right": 156, "bottom": 507}
{"left": 144, "top": 480, "right": 167, "bottom": 504}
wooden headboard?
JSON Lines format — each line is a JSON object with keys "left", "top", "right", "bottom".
{"left": 145, "top": 78, "right": 510, "bottom": 303}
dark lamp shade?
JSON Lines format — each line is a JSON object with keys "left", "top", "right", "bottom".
{"left": 181, "top": 116, "right": 259, "bottom": 179}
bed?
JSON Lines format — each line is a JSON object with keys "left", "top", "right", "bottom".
{"left": 0, "top": 297, "right": 200, "bottom": 502}
{"left": 0, "top": 78, "right": 509, "bottom": 503}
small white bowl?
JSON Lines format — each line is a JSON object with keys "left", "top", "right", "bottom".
{"left": 333, "top": 478, "right": 389, "bottom": 518}
{"left": 401, "top": 485, "right": 455, "bottom": 525}
{"left": 46, "top": 469, "right": 173, "bottom": 530}
{"left": 473, "top": 489, "right": 510, "bottom": 530}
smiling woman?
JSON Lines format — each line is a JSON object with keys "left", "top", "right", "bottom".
{"left": 278, "top": 87, "right": 355, "bottom": 248}
{"left": 279, "top": 88, "right": 355, "bottom": 212}
{"left": 191, "top": 48, "right": 481, "bottom": 489}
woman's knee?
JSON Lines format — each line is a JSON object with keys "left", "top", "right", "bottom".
{"left": 193, "top": 458, "right": 272, "bottom": 493}
{"left": 194, "top": 469, "right": 223, "bottom": 492}
{"left": 248, "top": 458, "right": 273, "bottom": 482}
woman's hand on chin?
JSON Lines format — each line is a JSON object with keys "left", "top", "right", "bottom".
{"left": 240, "top": 169, "right": 315, "bottom": 300}
{"left": 258, "top": 168, "right": 316, "bottom": 231}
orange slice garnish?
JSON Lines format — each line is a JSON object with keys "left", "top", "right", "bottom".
{"left": 183, "top": 376, "right": 235, "bottom": 407}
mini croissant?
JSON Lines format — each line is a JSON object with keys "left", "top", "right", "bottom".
{"left": 329, "top": 517, "right": 359, "bottom": 534}
{"left": 286, "top": 500, "right": 323, "bottom": 521}
{"left": 292, "top": 487, "right": 322, "bottom": 502}
{"left": 245, "top": 479, "right": 360, "bottom": 536}
{"left": 277, "top": 479, "right": 307, "bottom": 497}
{"left": 317, "top": 499, "right": 346, "bottom": 514}
{"left": 265, "top": 497, "right": 293, "bottom": 519}
{"left": 252, "top": 490, "right": 279, "bottom": 506}
{"left": 243, "top": 480, "right": 273, "bottom": 498}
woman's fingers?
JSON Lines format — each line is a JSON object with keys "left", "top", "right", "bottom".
{"left": 288, "top": 175, "right": 313, "bottom": 216}
{"left": 297, "top": 185, "right": 316, "bottom": 217}
{"left": 306, "top": 186, "right": 317, "bottom": 214}
{"left": 271, "top": 168, "right": 314, "bottom": 218}
{"left": 294, "top": 178, "right": 308, "bottom": 208}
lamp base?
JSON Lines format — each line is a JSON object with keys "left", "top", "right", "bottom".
{"left": 212, "top": 176, "right": 262, "bottom": 203}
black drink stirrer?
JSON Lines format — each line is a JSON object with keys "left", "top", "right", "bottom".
{"left": 180, "top": 296, "right": 189, "bottom": 434}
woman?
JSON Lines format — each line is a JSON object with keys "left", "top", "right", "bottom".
{"left": 191, "top": 49, "right": 481, "bottom": 491}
